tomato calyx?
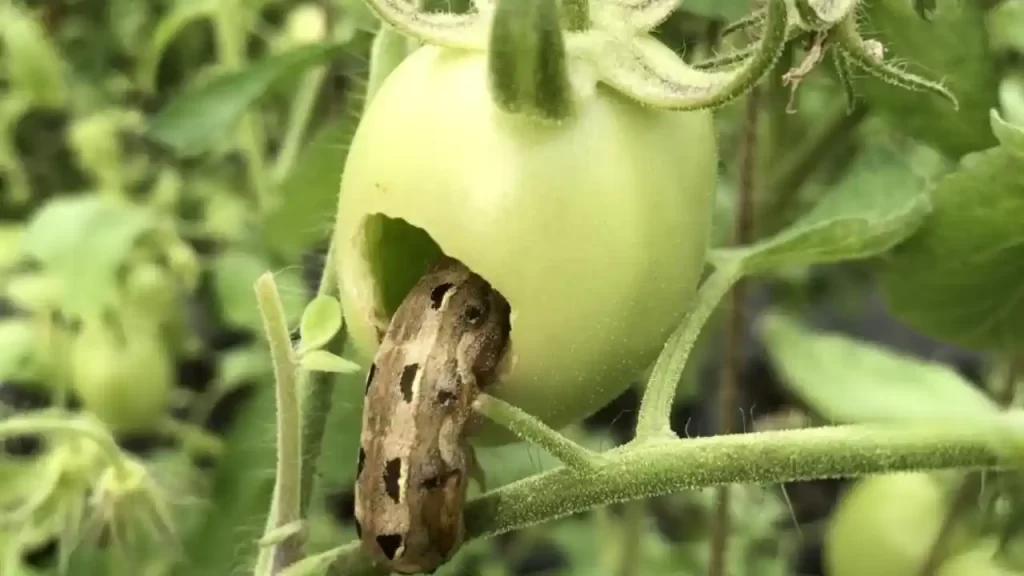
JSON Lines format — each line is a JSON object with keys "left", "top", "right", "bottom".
{"left": 488, "top": 0, "right": 572, "bottom": 121}
{"left": 361, "top": 0, "right": 959, "bottom": 121}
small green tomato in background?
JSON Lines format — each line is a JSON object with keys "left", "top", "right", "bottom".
{"left": 71, "top": 318, "right": 173, "bottom": 433}
{"left": 334, "top": 0, "right": 743, "bottom": 442}
{"left": 825, "top": 473, "right": 972, "bottom": 576}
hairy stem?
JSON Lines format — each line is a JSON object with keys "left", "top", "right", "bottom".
{"left": 763, "top": 101, "right": 869, "bottom": 234}
{"left": 254, "top": 273, "right": 304, "bottom": 574}
{"left": 332, "top": 416, "right": 1024, "bottom": 574}
{"left": 474, "top": 394, "right": 603, "bottom": 469}
{"left": 633, "top": 264, "right": 743, "bottom": 442}
{"left": 298, "top": 245, "right": 348, "bottom": 518}
{"left": 710, "top": 82, "right": 761, "bottom": 576}
{"left": 298, "top": 243, "right": 347, "bottom": 517}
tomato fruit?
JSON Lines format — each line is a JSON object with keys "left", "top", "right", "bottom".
{"left": 333, "top": 44, "right": 717, "bottom": 442}
{"left": 70, "top": 319, "right": 173, "bottom": 433}
{"left": 825, "top": 473, "right": 971, "bottom": 576}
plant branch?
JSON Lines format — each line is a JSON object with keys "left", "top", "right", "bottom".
{"left": 254, "top": 272, "right": 304, "bottom": 574}
{"left": 299, "top": 242, "right": 346, "bottom": 517}
{"left": 473, "top": 393, "right": 603, "bottom": 470}
{"left": 632, "top": 263, "right": 742, "bottom": 442}
{"left": 710, "top": 77, "right": 762, "bottom": 576}
{"left": 331, "top": 416, "right": 1024, "bottom": 574}
{"left": 763, "top": 101, "right": 869, "bottom": 234}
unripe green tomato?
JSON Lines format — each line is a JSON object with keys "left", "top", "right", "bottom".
{"left": 70, "top": 321, "right": 173, "bottom": 433}
{"left": 124, "top": 262, "right": 177, "bottom": 320}
{"left": 825, "top": 473, "right": 970, "bottom": 576}
{"left": 334, "top": 45, "right": 717, "bottom": 443}
{"left": 938, "top": 538, "right": 1019, "bottom": 576}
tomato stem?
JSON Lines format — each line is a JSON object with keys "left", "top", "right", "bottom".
{"left": 632, "top": 262, "right": 743, "bottom": 443}
{"left": 298, "top": 243, "right": 348, "bottom": 519}
{"left": 833, "top": 14, "right": 959, "bottom": 110}
{"left": 473, "top": 394, "right": 604, "bottom": 470}
{"left": 253, "top": 272, "right": 305, "bottom": 574}
{"left": 328, "top": 415, "right": 1024, "bottom": 571}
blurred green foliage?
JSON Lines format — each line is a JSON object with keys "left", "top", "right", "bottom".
{"left": 0, "top": 0, "right": 1024, "bottom": 575}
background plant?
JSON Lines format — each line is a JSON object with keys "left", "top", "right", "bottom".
{"left": 0, "top": 0, "right": 1023, "bottom": 576}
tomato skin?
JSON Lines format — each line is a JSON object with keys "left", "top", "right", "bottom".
{"left": 334, "top": 45, "right": 718, "bottom": 442}
{"left": 825, "top": 473, "right": 971, "bottom": 576}
{"left": 70, "top": 320, "right": 173, "bottom": 433}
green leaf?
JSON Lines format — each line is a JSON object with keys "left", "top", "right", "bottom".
{"left": 758, "top": 311, "right": 998, "bottom": 422}
{"left": 180, "top": 379, "right": 277, "bottom": 576}
{"left": 0, "top": 4, "right": 68, "bottom": 109}
{"left": 137, "top": 0, "right": 215, "bottom": 93}
{"left": 856, "top": 0, "right": 999, "bottom": 158}
{"left": 147, "top": 42, "right": 346, "bottom": 154}
{"left": 881, "top": 146, "right": 1024, "bottom": 351}
{"left": 710, "top": 149, "right": 931, "bottom": 273}
{"left": 991, "top": 108, "right": 1024, "bottom": 157}
{"left": 987, "top": 0, "right": 1024, "bottom": 55}
{"left": 297, "top": 296, "right": 343, "bottom": 353}
{"left": 21, "top": 196, "right": 157, "bottom": 319}
{"left": 261, "top": 113, "right": 360, "bottom": 261}
{"left": 299, "top": 350, "right": 361, "bottom": 374}
{"left": 211, "top": 250, "right": 307, "bottom": 332}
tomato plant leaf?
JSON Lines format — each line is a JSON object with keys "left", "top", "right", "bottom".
{"left": 711, "top": 150, "right": 930, "bottom": 273}
{"left": 137, "top": 0, "right": 215, "bottom": 93}
{"left": 147, "top": 42, "right": 346, "bottom": 155}
{"left": 991, "top": 108, "right": 1024, "bottom": 157}
{"left": 211, "top": 251, "right": 307, "bottom": 332}
{"left": 299, "top": 350, "right": 362, "bottom": 374}
{"left": 21, "top": 196, "right": 157, "bottom": 319}
{"left": 297, "top": 296, "right": 343, "bottom": 354}
{"left": 180, "top": 379, "right": 277, "bottom": 574}
{"left": 0, "top": 3, "right": 68, "bottom": 109}
{"left": 855, "top": 0, "right": 998, "bottom": 158}
{"left": 759, "top": 312, "right": 997, "bottom": 422}
{"left": 261, "top": 112, "right": 360, "bottom": 261}
{"left": 881, "top": 146, "right": 1024, "bottom": 351}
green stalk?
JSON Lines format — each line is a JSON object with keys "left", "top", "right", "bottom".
{"left": 254, "top": 273, "right": 304, "bottom": 574}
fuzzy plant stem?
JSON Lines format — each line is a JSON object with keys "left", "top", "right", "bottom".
{"left": 474, "top": 394, "right": 602, "bottom": 469}
{"left": 299, "top": 243, "right": 347, "bottom": 516}
{"left": 710, "top": 80, "right": 762, "bottom": 576}
{"left": 632, "top": 264, "right": 742, "bottom": 442}
{"left": 330, "top": 415, "right": 1024, "bottom": 575}
{"left": 254, "top": 273, "right": 304, "bottom": 574}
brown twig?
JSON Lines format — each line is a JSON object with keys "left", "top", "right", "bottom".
{"left": 708, "top": 86, "right": 761, "bottom": 576}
